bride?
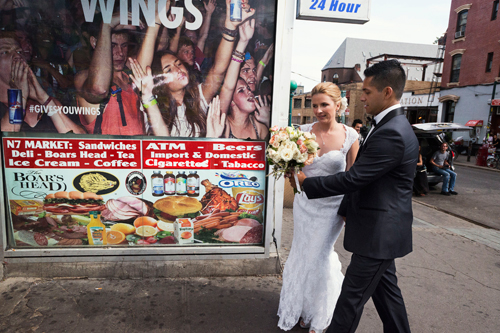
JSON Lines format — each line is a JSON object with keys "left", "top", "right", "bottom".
{"left": 277, "top": 82, "right": 359, "bottom": 333}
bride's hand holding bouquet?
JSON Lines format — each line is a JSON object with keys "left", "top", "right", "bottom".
{"left": 266, "top": 125, "right": 320, "bottom": 192}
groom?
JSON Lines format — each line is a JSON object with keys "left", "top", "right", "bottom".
{"left": 291, "top": 60, "right": 418, "bottom": 333}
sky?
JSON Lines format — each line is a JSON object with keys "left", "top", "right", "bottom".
{"left": 290, "top": 0, "right": 452, "bottom": 91}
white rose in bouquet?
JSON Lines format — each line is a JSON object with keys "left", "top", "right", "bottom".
{"left": 280, "top": 148, "right": 294, "bottom": 162}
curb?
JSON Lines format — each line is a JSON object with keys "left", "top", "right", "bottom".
{"left": 454, "top": 161, "right": 500, "bottom": 173}
{"left": 412, "top": 199, "right": 495, "bottom": 230}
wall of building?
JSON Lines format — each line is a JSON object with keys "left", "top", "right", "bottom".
{"left": 442, "top": 0, "right": 500, "bottom": 87}
{"left": 442, "top": 84, "right": 498, "bottom": 140}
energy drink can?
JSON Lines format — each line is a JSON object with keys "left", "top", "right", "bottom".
{"left": 230, "top": 0, "right": 242, "bottom": 22}
{"left": 8, "top": 89, "right": 23, "bottom": 124}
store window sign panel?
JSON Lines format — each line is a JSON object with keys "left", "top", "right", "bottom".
{"left": 297, "top": 0, "right": 371, "bottom": 24}
{"left": 3, "top": 137, "right": 267, "bottom": 248}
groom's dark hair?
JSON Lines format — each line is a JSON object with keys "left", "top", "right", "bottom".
{"left": 364, "top": 60, "right": 406, "bottom": 100}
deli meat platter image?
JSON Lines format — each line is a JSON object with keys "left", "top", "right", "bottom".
{"left": 9, "top": 177, "right": 264, "bottom": 247}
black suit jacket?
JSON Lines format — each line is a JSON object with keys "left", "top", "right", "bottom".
{"left": 302, "top": 108, "right": 419, "bottom": 259}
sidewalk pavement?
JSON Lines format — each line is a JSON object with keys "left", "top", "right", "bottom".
{"left": 454, "top": 157, "right": 500, "bottom": 172}
{"left": 1, "top": 202, "right": 499, "bottom": 333}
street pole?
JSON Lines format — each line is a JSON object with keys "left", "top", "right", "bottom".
{"left": 487, "top": 80, "right": 497, "bottom": 133}
{"left": 289, "top": 80, "right": 297, "bottom": 126}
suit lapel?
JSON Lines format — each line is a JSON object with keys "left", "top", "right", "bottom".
{"left": 355, "top": 108, "right": 405, "bottom": 161}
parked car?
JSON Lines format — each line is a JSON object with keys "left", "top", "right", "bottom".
{"left": 412, "top": 123, "right": 471, "bottom": 187}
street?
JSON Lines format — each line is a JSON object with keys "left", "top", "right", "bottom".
{"left": 414, "top": 164, "right": 500, "bottom": 230}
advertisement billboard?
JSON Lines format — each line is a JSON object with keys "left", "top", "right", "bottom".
{"left": 0, "top": 0, "right": 277, "bottom": 250}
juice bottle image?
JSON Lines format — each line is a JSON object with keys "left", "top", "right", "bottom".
{"left": 151, "top": 171, "right": 164, "bottom": 196}
{"left": 187, "top": 171, "right": 200, "bottom": 197}
{"left": 87, "top": 211, "right": 107, "bottom": 245}
{"left": 164, "top": 171, "right": 176, "bottom": 195}
{"left": 176, "top": 171, "right": 187, "bottom": 195}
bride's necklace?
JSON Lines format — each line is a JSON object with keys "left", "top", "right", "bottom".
{"left": 319, "top": 131, "right": 326, "bottom": 145}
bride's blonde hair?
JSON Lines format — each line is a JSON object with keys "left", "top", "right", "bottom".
{"left": 311, "top": 82, "right": 347, "bottom": 114}
{"left": 311, "top": 82, "right": 341, "bottom": 103}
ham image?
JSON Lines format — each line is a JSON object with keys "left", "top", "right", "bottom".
{"left": 101, "top": 197, "right": 153, "bottom": 221}
{"left": 234, "top": 218, "right": 261, "bottom": 228}
{"left": 215, "top": 224, "right": 263, "bottom": 244}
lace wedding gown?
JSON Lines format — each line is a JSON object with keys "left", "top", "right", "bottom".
{"left": 278, "top": 123, "right": 358, "bottom": 332}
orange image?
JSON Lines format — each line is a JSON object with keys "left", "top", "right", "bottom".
{"left": 107, "top": 230, "right": 126, "bottom": 244}
{"left": 181, "top": 232, "right": 192, "bottom": 239}
{"left": 133, "top": 216, "right": 157, "bottom": 228}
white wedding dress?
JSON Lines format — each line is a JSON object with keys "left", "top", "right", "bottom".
{"left": 278, "top": 123, "right": 358, "bottom": 332}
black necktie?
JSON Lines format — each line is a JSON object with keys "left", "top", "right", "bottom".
{"left": 371, "top": 119, "right": 377, "bottom": 127}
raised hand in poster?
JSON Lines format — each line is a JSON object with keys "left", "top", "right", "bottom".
{"left": 206, "top": 95, "right": 226, "bottom": 138}
{"left": 128, "top": 58, "right": 170, "bottom": 137}
{"left": 10, "top": 58, "right": 29, "bottom": 110}
{"left": 218, "top": 18, "right": 268, "bottom": 140}
{"left": 256, "top": 42, "right": 274, "bottom": 90}
{"left": 254, "top": 95, "right": 270, "bottom": 126}
{"left": 204, "top": 0, "right": 216, "bottom": 15}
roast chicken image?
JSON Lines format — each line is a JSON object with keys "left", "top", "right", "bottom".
{"left": 200, "top": 179, "right": 238, "bottom": 214}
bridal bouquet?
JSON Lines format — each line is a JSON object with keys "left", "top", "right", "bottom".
{"left": 266, "top": 126, "right": 320, "bottom": 184}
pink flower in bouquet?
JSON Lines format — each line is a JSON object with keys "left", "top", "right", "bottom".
{"left": 304, "top": 153, "right": 316, "bottom": 166}
{"left": 297, "top": 139, "right": 303, "bottom": 145}
{"left": 270, "top": 135, "right": 276, "bottom": 144}
{"left": 300, "top": 144, "right": 307, "bottom": 154}
{"left": 271, "top": 125, "right": 280, "bottom": 132}
{"left": 278, "top": 131, "right": 289, "bottom": 141}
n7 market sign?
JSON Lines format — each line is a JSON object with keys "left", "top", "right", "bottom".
{"left": 296, "top": 0, "right": 371, "bottom": 24}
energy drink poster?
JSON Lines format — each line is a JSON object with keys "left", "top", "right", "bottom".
{"left": 0, "top": 0, "right": 276, "bottom": 140}
{"left": 2, "top": 136, "right": 267, "bottom": 247}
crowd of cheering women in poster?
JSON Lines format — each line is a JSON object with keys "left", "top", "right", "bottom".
{"left": 0, "top": 0, "right": 275, "bottom": 140}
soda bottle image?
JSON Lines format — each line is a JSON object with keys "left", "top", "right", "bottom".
{"left": 8, "top": 89, "right": 23, "bottom": 124}
{"left": 230, "top": 0, "right": 242, "bottom": 22}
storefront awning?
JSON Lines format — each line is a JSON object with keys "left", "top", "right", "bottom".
{"left": 465, "top": 120, "right": 483, "bottom": 127}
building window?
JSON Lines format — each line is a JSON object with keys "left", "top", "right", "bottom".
{"left": 444, "top": 101, "right": 455, "bottom": 122}
{"left": 293, "top": 99, "right": 302, "bottom": 109}
{"left": 492, "top": 0, "right": 499, "bottom": 20}
{"left": 450, "top": 54, "right": 462, "bottom": 82}
{"left": 455, "top": 10, "right": 468, "bottom": 38}
{"left": 305, "top": 99, "right": 311, "bottom": 108}
{"left": 323, "top": 75, "right": 326, "bottom": 82}
{"left": 486, "top": 52, "right": 494, "bottom": 72}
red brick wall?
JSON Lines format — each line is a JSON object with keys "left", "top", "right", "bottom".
{"left": 441, "top": 0, "right": 500, "bottom": 87}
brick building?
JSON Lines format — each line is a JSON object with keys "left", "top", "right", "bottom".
{"left": 440, "top": 0, "right": 500, "bottom": 140}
